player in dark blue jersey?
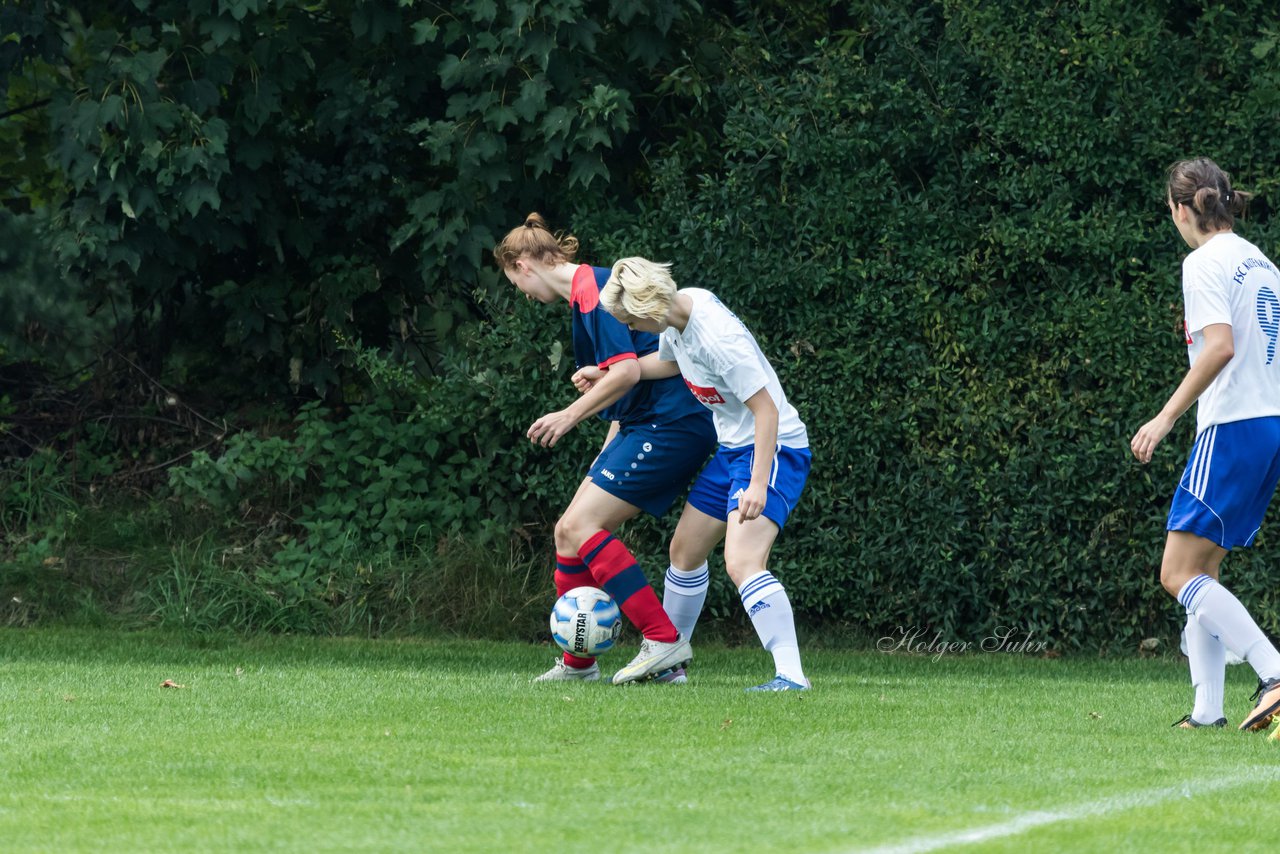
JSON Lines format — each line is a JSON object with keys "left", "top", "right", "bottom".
{"left": 494, "top": 213, "right": 716, "bottom": 684}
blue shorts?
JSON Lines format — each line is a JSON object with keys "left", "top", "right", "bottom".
{"left": 1167, "top": 416, "right": 1280, "bottom": 549}
{"left": 587, "top": 419, "right": 717, "bottom": 518}
{"left": 686, "top": 444, "right": 811, "bottom": 530}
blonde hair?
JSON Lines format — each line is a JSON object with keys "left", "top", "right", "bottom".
{"left": 601, "top": 257, "right": 677, "bottom": 322}
{"left": 492, "top": 212, "right": 579, "bottom": 270}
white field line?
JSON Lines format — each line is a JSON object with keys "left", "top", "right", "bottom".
{"left": 854, "top": 769, "right": 1280, "bottom": 854}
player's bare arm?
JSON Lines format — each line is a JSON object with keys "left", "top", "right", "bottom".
{"left": 571, "top": 365, "right": 603, "bottom": 393}
{"left": 636, "top": 352, "right": 680, "bottom": 380}
{"left": 528, "top": 358, "right": 642, "bottom": 447}
{"left": 1131, "top": 323, "right": 1234, "bottom": 464}
{"left": 738, "top": 388, "right": 779, "bottom": 523}
{"left": 572, "top": 352, "right": 679, "bottom": 393}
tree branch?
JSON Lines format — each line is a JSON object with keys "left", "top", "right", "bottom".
{"left": 0, "top": 98, "right": 52, "bottom": 121}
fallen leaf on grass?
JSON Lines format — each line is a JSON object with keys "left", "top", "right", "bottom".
{"left": 721, "top": 719, "right": 733, "bottom": 730}
{"left": 160, "top": 679, "right": 186, "bottom": 689}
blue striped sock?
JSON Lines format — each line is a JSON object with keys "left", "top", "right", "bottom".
{"left": 738, "top": 571, "right": 806, "bottom": 684}
{"left": 663, "top": 563, "right": 709, "bottom": 640}
{"left": 1179, "top": 574, "right": 1280, "bottom": 681}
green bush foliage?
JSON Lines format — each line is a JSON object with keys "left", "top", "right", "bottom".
{"left": 8, "top": 1, "right": 1280, "bottom": 646}
{"left": 2, "top": 0, "right": 699, "bottom": 390}
{"left": 164, "top": 312, "right": 598, "bottom": 622}
{"left": 582, "top": 0, "right": 1280, "bottom": 647}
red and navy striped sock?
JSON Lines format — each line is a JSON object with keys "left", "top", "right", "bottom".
{"left": 578, "top": 531, "right": 678, "bottom": 643}
{"left": 555, "top": 553, "right": 596, "bottom": 669}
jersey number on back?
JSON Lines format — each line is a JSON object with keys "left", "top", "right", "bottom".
{"left": 1257, "top": 287, "right": 1280, "bottom": 365}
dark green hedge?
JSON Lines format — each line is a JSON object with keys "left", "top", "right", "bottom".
{"left": 11, "top": 1, "right": 1280, "bottom": 647}
{"left": 597, "top": 0, "right": 1280, "bottom": 647}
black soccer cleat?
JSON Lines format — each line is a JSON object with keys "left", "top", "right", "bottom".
{"left": 1171, "top": 714, "right": 1227, "bottom": 729}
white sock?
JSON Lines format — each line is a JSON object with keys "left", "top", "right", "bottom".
{"left": 1183, "top": 614, "right": 1225, "bottom": 723}
{"left": 1179, "top": 574, "right": 1280, "bottom": 682}
{"left": 738, "top": 571, "right": 806, "bottom": 685}
{"left": 663, "top": 563, "right": 709, "bottom": 640}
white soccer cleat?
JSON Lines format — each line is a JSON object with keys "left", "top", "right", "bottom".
{"left": 611, "top": 634, "right": 692, "bottom": 685}
{"left": 533, "top": 660, "right": 600, "bottom": 682}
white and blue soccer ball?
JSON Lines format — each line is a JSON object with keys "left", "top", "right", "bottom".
{"left": 550, "top": 586, "right": 622, "bottom": 658}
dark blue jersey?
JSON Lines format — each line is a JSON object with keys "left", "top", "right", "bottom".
{"left": 570, "top": 265, "right": 710, "bottom": 428}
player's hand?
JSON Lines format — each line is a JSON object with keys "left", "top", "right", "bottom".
{"left": 1130, "top": 414, "right": 1174, "bottom": 464}
{"left": 571, "top": 366, "right": 604, "bottom": 394}
{"left": 527, "top": 409, "right": 579, "bottom": 448}
{"left": 737, "top": 482, "right": 768, "bottom": 523}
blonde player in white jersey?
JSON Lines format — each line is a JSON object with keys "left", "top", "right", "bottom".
{"left": 581, "top": 258, "right": 813, "bottom": 691}
{"left": 1132, "top": 157, "right": 1280, "bottom": 732}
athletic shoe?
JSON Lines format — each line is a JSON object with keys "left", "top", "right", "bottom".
{"left": 651, "top": 666, "right": 688, "bottom": 685}
{"left": 1240, "top": 677, "right": 1280, "bottom": 731}
{"left": 1171, "top": 714, "right": 1227, "bottom": 729}
{"left": 610, "top": 634, "right": 692, "bottom": 685}
{"left": 532, "top": 660, "right": 600, "bottom": 682}
{"left": 745, "top": 674, "right": 810, "bottom": 692}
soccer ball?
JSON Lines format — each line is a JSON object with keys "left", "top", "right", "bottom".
{"left": 550, "top": 586, "right": 622, "bottom": 658}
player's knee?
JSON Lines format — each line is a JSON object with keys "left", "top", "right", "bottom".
{"left": 1160, "top": 562, "right": 1194, "bottom": 598}
{"left": 723, "top": 555, "right": 762, "bottom": 587}
{"left": 553, "top": 515, "right": 585, "bottom": 555}
{"left": 668, "top": 541, "right": 704, "bottom": 572}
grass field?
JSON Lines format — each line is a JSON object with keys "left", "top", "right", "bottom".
{"left": 2, "top": 627, "right": 1278, "bottom": 853}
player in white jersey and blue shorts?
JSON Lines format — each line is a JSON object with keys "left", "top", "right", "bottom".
{"left": 494, "top": 215, "right": 717, "bottom": 686}
{"left": 587, "top": 257, "right": 813, "bottom": 691}
{"left": 1131, "top": 157, "right": 1280, "bottom": 732}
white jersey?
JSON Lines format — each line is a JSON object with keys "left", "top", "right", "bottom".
{"left": 1183, "top": 231, "right": 1280, "bottom": 433}
{"left": 657, "top": 288, "right": 808, "bottom": 449}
